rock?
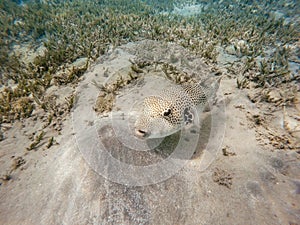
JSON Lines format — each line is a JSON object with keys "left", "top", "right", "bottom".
{"left": 72, "top": 57, "right": 88, "bottom": 68}
{"left": 225, "top": 45, "right": 236, "bottom": 55}
{"left": 266, "top": 90, "right": 282, "bottom": 103}
{"left": 35, "top": 45, "right": 47, "bottom": 58}
{"left": 283, "top": 107, "right": 300, "bottom": 140}
{"left": 1, "top": 123, "right": 13, "bottom": 131}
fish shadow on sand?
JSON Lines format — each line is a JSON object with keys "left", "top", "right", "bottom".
{"left": 97, "top": 111, "right": 212, "bottom": 167}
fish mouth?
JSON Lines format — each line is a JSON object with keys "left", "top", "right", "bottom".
{"left": 135, "top": 129, "right": 178, "bottom": 139}
{"left": 134, "top": 128, "right": 150, "bottom": 138}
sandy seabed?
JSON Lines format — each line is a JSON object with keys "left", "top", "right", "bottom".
{"left": 0, "top": 40, "right": 299, "bottom": 225}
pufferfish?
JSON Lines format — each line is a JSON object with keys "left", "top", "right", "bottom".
{"left": 134, "top": 76, "right": 221, "bottom": 138}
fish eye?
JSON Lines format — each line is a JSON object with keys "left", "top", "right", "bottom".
{"left": 163, "top": 108, "right": 171, "bottom": 116}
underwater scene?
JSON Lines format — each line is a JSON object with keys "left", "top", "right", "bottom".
{"left": 0, "top": 0, "right": 300, "bottom": 224}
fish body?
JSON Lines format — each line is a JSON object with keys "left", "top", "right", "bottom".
{"left": 134, "top": 76, "right": 221, "bottom": 138}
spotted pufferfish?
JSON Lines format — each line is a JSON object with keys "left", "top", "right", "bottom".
{"left": 134, "top": 76, "right": 221, "bottom": 138}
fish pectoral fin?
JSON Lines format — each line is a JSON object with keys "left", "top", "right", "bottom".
{"left": 183, "top": 107, "right": 195, "bottom": 125}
